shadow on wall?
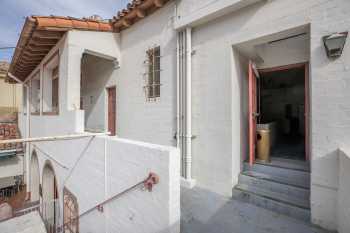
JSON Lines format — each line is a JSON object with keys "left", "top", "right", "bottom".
{"left": 338, "top": 149, "right": 350, "bottom": 233}
{"left": 310, "top": 149, "right": 339, "bottom": 230}
{"left": 192, "top": 1, "right": 266, "bottom": 44}
{"left": 298, "top": 147, "right": 350, "bottom": 232}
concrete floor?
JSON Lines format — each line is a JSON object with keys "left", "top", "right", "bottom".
{"left": 181, "top": 187, "right": 331, "bottom": 233}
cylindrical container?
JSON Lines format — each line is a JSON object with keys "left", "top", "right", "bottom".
{"left": 257, "top": 129, "right": 271, "bottom": 162}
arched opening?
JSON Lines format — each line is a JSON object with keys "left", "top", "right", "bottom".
{"left": 30, "top": 151, "right": 40, "bottom": 202}
{"left": 42, "top": 162, "right": 59, "bottom": 233}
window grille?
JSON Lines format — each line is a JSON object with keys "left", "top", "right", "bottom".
{"left": 63, "top": 188, "right": 79, "bottom": 233}
{"left": 145, "top": 46, "right": 161, "bottom": 100}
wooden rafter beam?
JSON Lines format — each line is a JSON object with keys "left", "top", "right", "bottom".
{"left": 26, "top": 45, "right": 52, "bottom": 52}
{"left": 15, "top": 64, "right": 38, "bottom": 70}
{"left": 29, "top": 38, "right": 59, "bottom": 47}
{"left": 21, "top": 52, "right": 46, "bottom": 58}
{"left": 23, "top": 56, "right": 42, "bottom": 61}
{"left": 135, "top": 8, "right": 146, "bottom": 18}
{"left": 32, "top": 30, "right": 64, "bottom": 40}
{"left": 122, "top": 18, "right": 132, "bottom": 27}
{"left": 22, "top": 49, "right": 50, "bottom": 55}
{"left": 154, "top": 0, "right": 164, "bottom": 7}
{"left": 16, "top": 60, "right": 39, "bottom": 66}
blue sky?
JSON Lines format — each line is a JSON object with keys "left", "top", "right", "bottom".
{"left": 0, "top": 0, "right": 130, "bottom": 62}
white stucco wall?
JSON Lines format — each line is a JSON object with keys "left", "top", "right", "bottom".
{"left": 16, "top": 0, "right": 350, "bottom": 232}
{"left": 175, "top": 0, "right": 261, "bottom": 29}
{"left": 81, "top": 55, "right": 116, "bottom": 132}
{"left": 338, "top": 148, "right": 350, "bottom": 233}
{"left": 30, "top": 136, "right": 180, "bottom": 233}
{"left": 18, "top": 29, "right": 121, "bottom": 209}
{"left": 115, "top": 2, "right": 177, "bottom": 146}
{"left": 177, "top": 0, "right": 350, "bottom": 231}
{"left": 65, "top": 30, "right": 120, "bottom": 112}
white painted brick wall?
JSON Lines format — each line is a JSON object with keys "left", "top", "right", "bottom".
{"left": 178, "top": 0, "right": 350, "bottom": 231}
{"left": 18, "top": 0, "right": 350, "bottom": 232}
{"left": 30, "top": 137, "right": 180, "bottom": 233}
{"left": 115, "top": 2, "right": 177, "bottom": 147}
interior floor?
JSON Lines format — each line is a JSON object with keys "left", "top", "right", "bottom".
{"left": 271, "top": 135, "right": 305, "bottom": 160}
{"left": 259, "top": 65, "right": 306, "bottom": 161}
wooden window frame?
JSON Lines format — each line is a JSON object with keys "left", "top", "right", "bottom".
{"left": 63, "top": 187, "right": 79, "bottom": 233}
{"left": 30, "top": 71, "right": 41, "bottom": 115}
{"left": 42, "top": 51, "right": 60, "bottom": 116}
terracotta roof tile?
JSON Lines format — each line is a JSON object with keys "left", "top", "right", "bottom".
{"left": 34, "top": 16, "right": 113, "bottom": 31}
{"left": 8, "top": 16, "right": 114, "bottom": 82}
{"left": 112, "top": 0, "right": 171, "bottom": 30}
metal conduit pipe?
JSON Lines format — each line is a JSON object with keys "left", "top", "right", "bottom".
{"left": 185, "top": 27, "right": 192, "bottom": 180}
{"left": 181, "top": 30, "right": 186, "bottom": 177}
{"left": 177, "top": 28, "right": 194, "bottom": 184}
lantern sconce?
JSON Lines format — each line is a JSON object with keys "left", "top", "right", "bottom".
{"left": 323, "top": 31, "right": 348, "bottom": 58}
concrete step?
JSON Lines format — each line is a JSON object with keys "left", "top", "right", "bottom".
{"left": 243, "top": 162, "right": 310, "bottom": 188}
{"left": 232, "top": 184, "right": 311, "bottom": 222}
{"left": 239, "top": 171, "right": 310, "bottom": 200}
{"left": 256, "top": 158, "right": 310, "bottom": 172}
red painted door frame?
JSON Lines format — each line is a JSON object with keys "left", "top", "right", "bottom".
{"left": 107, "top": 87, "right": 116, "bottom": 136}
{"left": 256, "top": 62, "right": 310, "bottom": 161}
{"left": 304, "top": 63, "right": 310, "bottom": 161}
{"left": 248, "top": 61, "right": 258, "bottom": 166}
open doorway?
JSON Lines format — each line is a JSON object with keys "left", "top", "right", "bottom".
{"left": 107, "top": 86, "right": 116, "bottom": 136}
{"left": 42, "top": 162, "right": 59, "bottom": 233}
{"left": 234, "top": 25, "right": 311, "bottom": 165}
{"left": 258, "top": 63, "right": 308, "bottom": 161}
{"left": 80, "top": 53, "right": 115, "bottom": 133}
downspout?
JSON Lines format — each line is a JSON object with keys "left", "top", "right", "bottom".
{"left": 177, "top": 28, "right": 195, "bottom": 187}
{"left": 185, "top": 27, "right": 192, "bottom": 180}
{"left": 176, "top": 29, "right": 180, "bottom": 149}
{"left": 8, "top": 73, "right": 31, "bottom": 193}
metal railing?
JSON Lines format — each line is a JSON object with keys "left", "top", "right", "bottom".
{"left": 0, "top": 182, "right": 23, "bottom": 202}
{"left": 8, "top": 172, "right": 160, "bottom": 233}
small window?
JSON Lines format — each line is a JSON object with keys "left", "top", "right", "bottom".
{"left": 52, "top": 67, "right": 59, "bottom": 113}
{"left": 30, "top": 73, "right": 40, "bottom": 114}
{"left": 146, "top": 46, "right": 161, "bottom": 99}
{"left": 23, "top": 85, "right": 27, "bottom": 115}
{"left": 43, "top": 53, "right": 59, "bottom": 114}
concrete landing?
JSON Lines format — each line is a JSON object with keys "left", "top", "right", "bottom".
{"left": 181, "top": 187, "right": 330, "bottom": 233}
{"left": 0, "top": 211, "right": 46, "bottom": 233}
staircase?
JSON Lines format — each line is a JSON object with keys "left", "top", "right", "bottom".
{"left": 232, "top": 158, "right": 311, "bottom": 222}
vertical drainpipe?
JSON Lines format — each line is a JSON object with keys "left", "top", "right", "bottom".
{"left": 26, "top": 84, "right": 30, "bottom": 188}
{"left": 185, "top": 27, "right": 192, "bottom": 180}
{"left": 176, "top": 31, "right": 180, "bottom": 149}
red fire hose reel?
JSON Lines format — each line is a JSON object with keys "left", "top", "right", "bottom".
{"left": 144, "top": 172, "right": 160, "bottom": 192}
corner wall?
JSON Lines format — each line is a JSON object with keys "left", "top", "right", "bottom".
{"left": 181, "top": 0, "right": 350, "bottom": 231}
{"left": 338, "top": 148, "right": 350, "bottom": 233}
{"left": 31, "top": 136, "right": 180, "bottom": 233}
{"left": 115, "top": 2, "right": 177, "bottom": 146}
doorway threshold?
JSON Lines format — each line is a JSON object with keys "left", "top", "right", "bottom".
{"left": 254, "top": 157, "right": 310, "bottom": 172}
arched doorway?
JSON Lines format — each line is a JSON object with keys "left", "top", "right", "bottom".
{"left": 42, "top": 162, "right": 59, "bottom": 233}
{"left": 30, "top": 151, "right": 40, "bottom": 202}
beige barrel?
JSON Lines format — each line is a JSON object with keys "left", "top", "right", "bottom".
{"left": 256, "top": 129, "right": 271, "bottom": 162}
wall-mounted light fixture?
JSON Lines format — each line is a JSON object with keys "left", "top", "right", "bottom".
{"left": 323, "top": 32, "right": 348, "bottom": 58}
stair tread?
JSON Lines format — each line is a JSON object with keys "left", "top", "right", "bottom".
{"left": 235, "top": 183, "right": 310, "bottom": 209}
{"left": 245, "top": 159, "right": 310, "bottom": 172}
{"left": 242, "top": 170, "right": 310, "bottom": 189}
